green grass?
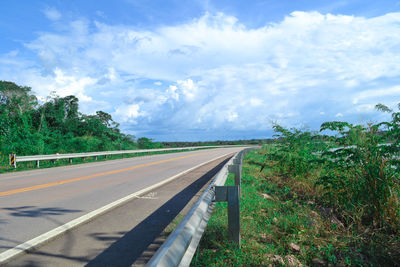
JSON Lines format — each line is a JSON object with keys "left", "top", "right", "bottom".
{"left": 191, "top": 149, "right": 400, "bottom": 266}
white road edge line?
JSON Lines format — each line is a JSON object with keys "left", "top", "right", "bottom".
{"left": 0, "top": 151, "right": 235, "bottom": 265}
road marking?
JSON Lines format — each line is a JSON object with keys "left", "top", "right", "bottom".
{"left": 0, "top": 154, "right": 197, "bottom": 198}
{"left": 0, "top": 151, "right": 234, "bottom": 265}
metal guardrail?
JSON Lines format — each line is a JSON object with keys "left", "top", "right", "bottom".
{"left": 8, "top": 145, "right": 242, "bottom": 168}
{"left": 146, "top": 146, "right": 259, "bottom": 267}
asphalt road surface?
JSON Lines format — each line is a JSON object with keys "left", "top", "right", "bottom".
{"left": 0, "top": 147, "right": 243, "bottom": 266}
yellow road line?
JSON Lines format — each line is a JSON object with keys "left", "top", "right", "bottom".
{"left": 0, "top": 154, "right": 197, "bottom": 198}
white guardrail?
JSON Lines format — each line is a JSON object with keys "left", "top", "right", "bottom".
{"left": 8, "top": 145, "right": 243, "bottom": 168}
{"left": 147, "top": 146, "right": 259, "bottom": 267}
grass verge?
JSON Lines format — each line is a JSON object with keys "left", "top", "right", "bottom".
{"left": 191, "top": 149, "right": 400, "bottom": 266}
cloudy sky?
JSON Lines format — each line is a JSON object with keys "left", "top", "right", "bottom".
{"left": 1, "top": 0, "right": 400, "bottom": 141}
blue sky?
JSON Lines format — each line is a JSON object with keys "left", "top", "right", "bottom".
{"left": 1, "top": 1, "right": 400, "bottom": 141}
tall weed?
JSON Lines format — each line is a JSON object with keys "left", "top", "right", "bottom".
{"left": 319, "top": 121, "right": 399, "bottom": 229}
{"left": 267, "top": 104, "right": 400, "bottom": 231}
{"left": 267, "top": 124, "right": 329, "bottom": 178}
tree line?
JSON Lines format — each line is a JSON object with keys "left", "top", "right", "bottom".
{"left": 0, "top": 81, "right": 165, "bottom": 160}
{"left": 162, "top": 139, "right": 269, "bottom": 148}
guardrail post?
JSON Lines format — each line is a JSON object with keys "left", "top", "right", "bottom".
{"left": 233, "top": 156, "right": 241, "bottom": 165}
{"left": 36, "top": 160, "right": 40, "bottom": 168}
{"left": 228, "top": 186, "right": 240, "bottom": 246}
{"left": 9, "top": 154, "right": 16, "bottom": 168}
{"left": 228, "top": 164, "right": 241, "bottom": 189}
{"left": 214, "top": 185, "right": 241, "bottom": 248}
{"left": 69, "top": 158, "right": 72, "bottom": 164}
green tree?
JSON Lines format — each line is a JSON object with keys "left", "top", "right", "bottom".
{"left": 0, "top": 80, "right": 138, "bottom": 160}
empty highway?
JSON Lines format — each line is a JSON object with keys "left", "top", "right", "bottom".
{"left": 0, "top": 147, "right": 243, "bottom": 265}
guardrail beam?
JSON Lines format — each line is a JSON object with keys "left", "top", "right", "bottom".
{"left": 11, "top": 145, "right": 245, "bottom": 168}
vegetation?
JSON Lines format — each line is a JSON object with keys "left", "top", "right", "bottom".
{"left": 269, "top": 103, "right": 400, "bottom": 231}
{"left": 193, "top": 104, "right": 400, "bottom": 266}
{"left": 0, "top": 81, "right": 168, "bottom": 169}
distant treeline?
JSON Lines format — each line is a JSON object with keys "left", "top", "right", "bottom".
{"left": 162, "top": 139, "right": 272, "bottom": 148}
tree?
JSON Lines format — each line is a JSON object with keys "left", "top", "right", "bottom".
{"left": 137, "top": 137, "right": 153, "bottom": 149}
{"left": 0, "top": 80, "right": 141, "bottom": 161}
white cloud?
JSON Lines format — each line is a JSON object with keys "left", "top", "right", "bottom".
{"left": 227, "top": 111, "right": 238, "bottom": 122}
{"left": 176, "top": 79, "right": 198, "bottom": 101}
{"left": 249, "top": 98, "right": 262, "bottom": 107}
{"left": 43, "top": 7, "right": 62, "bottom": 21}
{"left": 354, "top": 104, "right": 375, "bottom": 113}
{"left": 115, "top": 104, "right": 143, "bottom": 124}
{"left": 353, "top": 86, "right": 400, "bottom": 104}
{"left": 167, "top": 85, "right": 179, "bottom": 101}
{"left": 1, "top": 11, "right": 400, "bottom": 140}
{"left": 25, "top": 68, "right": 96, "bottom": 102}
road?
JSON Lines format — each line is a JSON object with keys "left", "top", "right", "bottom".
{"left": 0, "top": 147, "right": 242, "bottom": 265}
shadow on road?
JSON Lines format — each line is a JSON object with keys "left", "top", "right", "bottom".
{"left": 2, "top": 206, "right": 82, "bottom": 217}
{"left": 0, "top": 206, "right": 83, "bottom": 262}
{"left": 85, "top": 158, "right": 230, "bottom": 267}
